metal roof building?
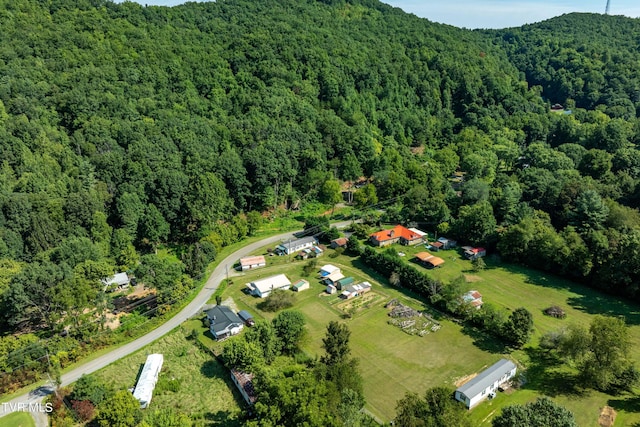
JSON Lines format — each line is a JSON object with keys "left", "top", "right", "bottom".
{"left": 132, "top": 353, "right": 164, "bottom": 409}
{"left": 454, "top": 359, "right": 516, "bottom": 409}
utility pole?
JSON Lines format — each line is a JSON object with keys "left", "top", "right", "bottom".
{"left": 605, "top": 0, "right": 611, "bottom": 14}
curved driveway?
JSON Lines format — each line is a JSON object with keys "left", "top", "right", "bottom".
{"left": 0, "top": 222, "right": 353, "bottom": 423}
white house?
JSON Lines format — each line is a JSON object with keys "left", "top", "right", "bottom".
{"left": 246, "top": 274, "right": 291, "bottom": 298}
{"left": 205, "top": 306, "right": 244, "bottom": 340}
{"left": 454, "top": 359, "right": 517, "bottom": 409}
{"left": 132, "top": 354, "right": 164, "bottom": 409}
{"left": 275, "top": 236, "right": 318, "bottom": 255}
{"left": 102, "top": 272, "right": 130, "bottom": 292}
{"left": 239, "top": 255, "right": 266, "bottom": 271}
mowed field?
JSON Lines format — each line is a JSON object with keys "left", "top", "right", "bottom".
{"left": 85, "top": 238, "right": 640, "bottom": 426}
{"left": 0, "top": 412, "right": 35, "bottom": 427}
{"left": 219, "top": 242, "right": 640, "bottom": 425}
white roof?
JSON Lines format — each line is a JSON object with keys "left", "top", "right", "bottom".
{"left": 456, "top": 359, "right": 516, "bottom": 398}
{"left": 325, "top": 271, "right": 345, "bottom": 282}
{"left": 320, "top": 264, "right": 339, "bottom": 275}
{"left": 133, "top": 354, "right": 164, "bottom": 408}
{"left": 250, "top": 274, "right": 291, "bottom": 294}
{"left": 408, "top": 228, "right": 426, "bottom": 237}
{"left": 102, "top": 272, "right": 129, "bottom": 287}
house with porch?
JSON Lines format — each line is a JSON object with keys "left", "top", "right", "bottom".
{"left": 454, "top": 359, "right": 517, "bottom": 409}
{"left": 205, "top": 306, "right": 244, "bottom": 340}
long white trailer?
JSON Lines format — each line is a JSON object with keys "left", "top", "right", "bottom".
{"left": 132, "top": 353, "right": 164, "bottom": 408}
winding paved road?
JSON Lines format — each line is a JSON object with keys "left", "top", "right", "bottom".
{"left": 0, "top": 222, "right": 353, "bottom": 425}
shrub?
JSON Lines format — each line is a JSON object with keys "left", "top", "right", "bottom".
{"left": 156, "top": 377, "right": 181, "bottom": 393}
{"left": 71, "top": 400, "right": 95, "bottom": 422}
{"left": 258, "top": 289, "right": 294, "bottom": 312}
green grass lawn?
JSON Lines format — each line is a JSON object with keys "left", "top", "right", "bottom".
{"left": 91, "top": 324, "right": 242, "bottom": 426}
{"left": 0, "top": 412, "right": 35, "bottom": 427}
{"left": 219, "top": 256, "right": 503, "bottom": 423}
{"left": 219, "top": 245, "right": 640, "bottom": 425}
{"left": 87, "top": 239, "right": 640, "bottom": 425}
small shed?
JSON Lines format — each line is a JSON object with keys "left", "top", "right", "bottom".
{"left": 463, "top": 247, "right": 486, "bottom": 260}
{"left": 330, "top": 237, "right": 349, "bottom": 249}
{"left": 437, "top": 237, "right": 457, "bottom": 250}
{"left": 335, "top": 276, "right": 355, "bottom": 290}
{"left": 292, "top": 279, "right": 310, "bottom": 292}
{"left": 462, "top": 290, "right": 483, "bottom": 309}
{"left": 326, "top": 284, "right": 337, "bottom": 294}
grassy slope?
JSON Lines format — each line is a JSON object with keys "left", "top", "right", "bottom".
{"left": 91, "top": 324, "right": 242, "bottom": 426}
{"left": 0, "top": 412, "right": 35, "bottom": 427}
{"left": 219, "top": 241, "right": 640, "bottom": 425}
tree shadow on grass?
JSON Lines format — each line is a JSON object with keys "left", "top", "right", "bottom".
{"left": 460, "top": 324, "right": 508, "bottom": 354}
{"left": 201, "top": 359, "right": 226, "bottom": 379}
{"left": 566, "top": 294, "right": 640, "bottom": 326}
{"left": 521, "top": 347, "right": 586, "bottom": 398}
{"left": 496, "top": 261, "right": 640, "bottom": 325}
{"left": 203, "top": 410, "right": 243, "bottom": 426}
{"left": 608, "top": 394, "right": 640, "bottom": 413}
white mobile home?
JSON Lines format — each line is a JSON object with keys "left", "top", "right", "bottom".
{"left": 275, "top": 236, "right": 318, "bottom": 255}
{"left": 132, "top": 354, "right": 164, "bottom": 409}
{"left": 246, "top": 274, "right": 291, "bottom": 298}
{"left": 454, "top": 359, "right": 517, "bottom": 409}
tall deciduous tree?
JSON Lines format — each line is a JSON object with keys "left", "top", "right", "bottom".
{"left": 395, "top": 387, "right": 471, "bottom": 427}
{"left": 95, "top": 390, "right": 141, "bottom": 427}
{"left": 492, "top": 397, "right": 577, "bottom": 427}
{"left": 502, "top": 307, "right": 534, "bottom": 348}
{"left": 272, "top": 310, "right": 306, "bottom": 355}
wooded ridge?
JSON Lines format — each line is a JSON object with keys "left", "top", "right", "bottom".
{"left": 2, "top": 0, "right": 640, "bottom": 410}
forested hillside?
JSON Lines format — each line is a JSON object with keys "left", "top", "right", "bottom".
{"left": 3, "top": 0, "right": 640, "bottom": 399}
{"left": 492, "top": 13, "right": 640, "bottom": 116}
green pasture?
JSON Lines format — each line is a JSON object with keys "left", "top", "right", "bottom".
{"left": 91, "top": 325, "right": 242, "bottom": 426}
{"left": 0, "top": 412, "right": 35, "bottom": 427}
{"left": 219, "top": 244, "right": 640, "bottom": 425}
{"left": 85, "top": 238, "right": 640, "bottom": 426}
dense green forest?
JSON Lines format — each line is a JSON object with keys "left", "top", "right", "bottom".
{"left": 3, "top": 0, "right": 640, "bottom": 414}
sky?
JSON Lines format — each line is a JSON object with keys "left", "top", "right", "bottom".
{"left": 122, "top": 0, "right": 640, "bottom": 29}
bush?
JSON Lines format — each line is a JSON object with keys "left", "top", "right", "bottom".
{"left": 302, "top": 259, "right": 318, "bottom": 276}
{"left": 71, "top": 400, "right": 95, "bottom": 422}
{"left": 258, "top": 289, "right": 295, "bottom": 312}
{"left": 329, "top": 247, "right": 344, "bottom": 258}
{"left": 156, "top": 377, "right": 181, "bottom": 393}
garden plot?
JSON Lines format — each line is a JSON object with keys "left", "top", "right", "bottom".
{"left": 386, "top": 299, "right": 441, "bottom": 336}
